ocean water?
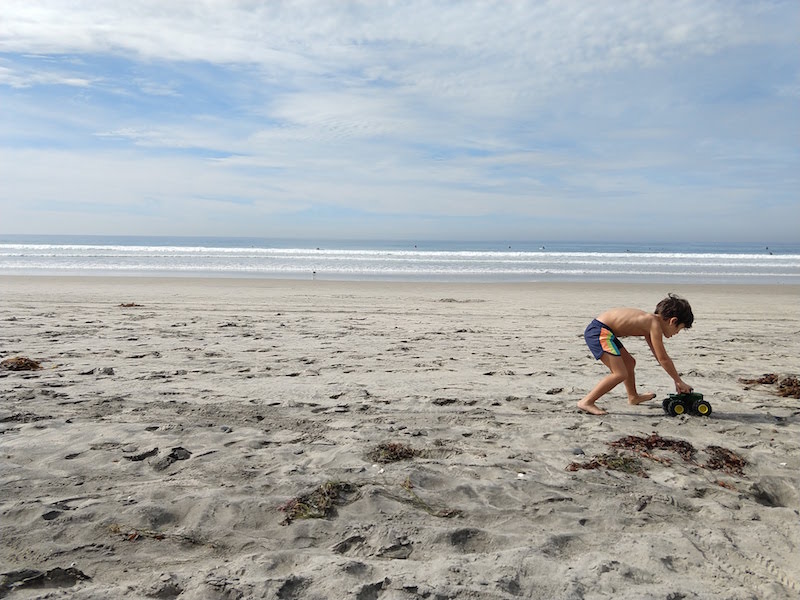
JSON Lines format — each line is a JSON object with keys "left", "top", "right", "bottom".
{"left": 0, "top": 235, "right": 798, "bottom": 284}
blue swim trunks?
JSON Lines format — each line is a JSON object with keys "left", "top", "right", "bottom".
{"left": 584, "top": 319, "right": 624, "bottom": 360}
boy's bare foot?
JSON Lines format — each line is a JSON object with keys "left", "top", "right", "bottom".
{"left": 628, "top": 392, "right": 656, "bottom": 405}
{"left": 577, "top": 401, "right": 608, "bottom": 415}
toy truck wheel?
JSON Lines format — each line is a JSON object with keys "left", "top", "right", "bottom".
{"left": 662, "top": 398, "right": 672, "bottom": 414}
{"left": 692, "top": 398, "right": 712, "bottom": 416}
{"left": 668, "top": 398, "right": 687, "bottom": 416}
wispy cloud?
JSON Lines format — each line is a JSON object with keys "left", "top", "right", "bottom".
{"left": 0, "top": 62, "right": 93, "bottom": 88}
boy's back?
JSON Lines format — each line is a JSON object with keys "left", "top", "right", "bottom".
{"left": 596, "top": 308, "right": 662, "bottom": 338}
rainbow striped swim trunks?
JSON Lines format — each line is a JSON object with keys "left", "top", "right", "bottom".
{"left": 584, "top": 319, "right": 624, "bottom": 359}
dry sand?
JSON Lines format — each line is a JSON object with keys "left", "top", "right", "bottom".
{"left": 1, "top": 276, "right": 798, "bottom": 600}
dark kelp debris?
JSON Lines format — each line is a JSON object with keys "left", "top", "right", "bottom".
{"left": 777, "top": 376, "right": 800, "bottom": 399}
{"left": 739, "top": 373, "right": 800, "bottom": 399}
{"left": 0, "top": 356, "right": 42, "bottom": 371}
{"left": 566, "top": 453, "right": 649, "bottom": 477}
{"left": 109, "top": 523, "right": 166, "bottom": 542}
{"left": 108, "top": 524, "right": 213, "bottom": 547}
{"left": 704, "top": 446, "right": 747, "bottom": 476}
{"left": 279, "top": 481, "right": 360, "bottom": 525}
{"left": 609, "top": 433, "right": 696, "bottom": 464}
{"left": 568, "top": 433, "right": 747, "bottom": 478}
{"left": 739, "top": 373, "right": 779, "bottom": 385}
{"left": 367, "top": 442, "right": 419, "bottom": 463}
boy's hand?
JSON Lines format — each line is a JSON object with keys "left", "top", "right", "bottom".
{"left": 675, "top": 380, "right": 693, "bottom": 394}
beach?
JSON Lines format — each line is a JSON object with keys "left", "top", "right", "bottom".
{"left": 1, "top": 276, "right": 798, "bottom": 599}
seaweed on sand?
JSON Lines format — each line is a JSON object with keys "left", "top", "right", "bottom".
{"left": 108, "top": 524, "right": 215, "bottom": 547}
{"left": 0, "top": 356, "right": 42, "bottom": 371}
{"left": 278, "top": 481, "right": 360, "bottom": 525}
{"left": 367, "top": 442, "right": 419, "bottom": 463}
{"left": 738, "top": 373, "right": 800, "bottom": 399}
{"left": 739, "top": 373, "right": 779, "bottom": 385}
{"left": 566, "top": 453, "right": 649, "bottom": 478}
{"left": 704, "top": 446, "right": 747, "bottom": 476}
{"left": 609, "top": 433, "right": 696, "bottom": 464}
{"left": 568, "top": 434, "right": 747, "bottom": 479}
{"left": 777, "top": 376, "right": 800, "bottom": 399}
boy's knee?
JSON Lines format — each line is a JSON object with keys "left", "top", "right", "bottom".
{"left": 610, "top": 368, "right": 627, "bottom": 385}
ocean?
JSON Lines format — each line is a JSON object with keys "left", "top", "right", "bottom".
{"left": 0, "top": 235, "right": 798, "bottom": 284}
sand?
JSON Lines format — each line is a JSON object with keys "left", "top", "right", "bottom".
{"left": 1, "top": 276, "right": 798, "bottom": 600}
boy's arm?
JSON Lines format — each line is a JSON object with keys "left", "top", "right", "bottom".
{"left": 646, "top": 325, "right": 692, "bottom": 393}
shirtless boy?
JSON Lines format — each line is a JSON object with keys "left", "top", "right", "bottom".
{"left": 578, "top": 294, "right": 694, "bottom": 415}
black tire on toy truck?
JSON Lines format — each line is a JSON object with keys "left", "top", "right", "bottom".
{"left": 691, "top": 397, "right": 712, "bottom": 416}
{"left": 667, "top": 397, "right": 687, "bottom": 416}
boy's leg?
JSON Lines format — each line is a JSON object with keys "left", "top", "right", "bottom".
{"left": 620, "top": 347, "right": 656, "bottom": 405}
{"left": 578, "top": 353, "right": 627, "bottom": 415}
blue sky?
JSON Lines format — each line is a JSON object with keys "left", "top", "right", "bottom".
{"left": 1, "top": 1, "right": 798, "bottom": 243}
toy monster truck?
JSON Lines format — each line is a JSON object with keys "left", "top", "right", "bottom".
{"left": 662, "top": 392, "right": 712, "bottom": 417}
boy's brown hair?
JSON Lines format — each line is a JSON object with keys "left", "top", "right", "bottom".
{"left": 655, "top": 294, "right": 694, "bottom": 329}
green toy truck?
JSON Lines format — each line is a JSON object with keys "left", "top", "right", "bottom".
{"left": 662, "top": 392, "right": 712, "bottom": 417}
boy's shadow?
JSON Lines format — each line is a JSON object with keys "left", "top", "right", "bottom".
{"left": 701, "top": 411, "right": 797, "bottom": 426}
{"left": 604, "top": 405, "right": 798, "bottom": 426}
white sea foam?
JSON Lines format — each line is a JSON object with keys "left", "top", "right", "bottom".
{"left": 1, "top": 241, "right": 798, "bottom": 283}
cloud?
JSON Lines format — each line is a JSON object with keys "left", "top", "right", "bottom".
{"left": 0, "top": 62, "right": 92, "bottom": 88}
{"left": 0, "top": 2, "right": 765, "bottom": 86}
{"left": 0, "top": 1, "right": 798, "bottom": 241}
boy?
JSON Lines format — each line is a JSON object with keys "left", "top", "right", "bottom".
{"left": 578, "top": 294, "right": 694, "bottom": 415}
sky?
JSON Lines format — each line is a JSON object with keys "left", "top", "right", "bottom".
{"left": 1, "top": 1, "right": 798, "bottom": 243}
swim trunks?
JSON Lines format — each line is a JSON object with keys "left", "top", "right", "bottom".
{"left": 584, "top": 319, "right": 624, "bottom": 360}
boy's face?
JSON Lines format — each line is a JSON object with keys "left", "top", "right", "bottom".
{"left": 662, "top": 317, "right": 685, "bottom": 338}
